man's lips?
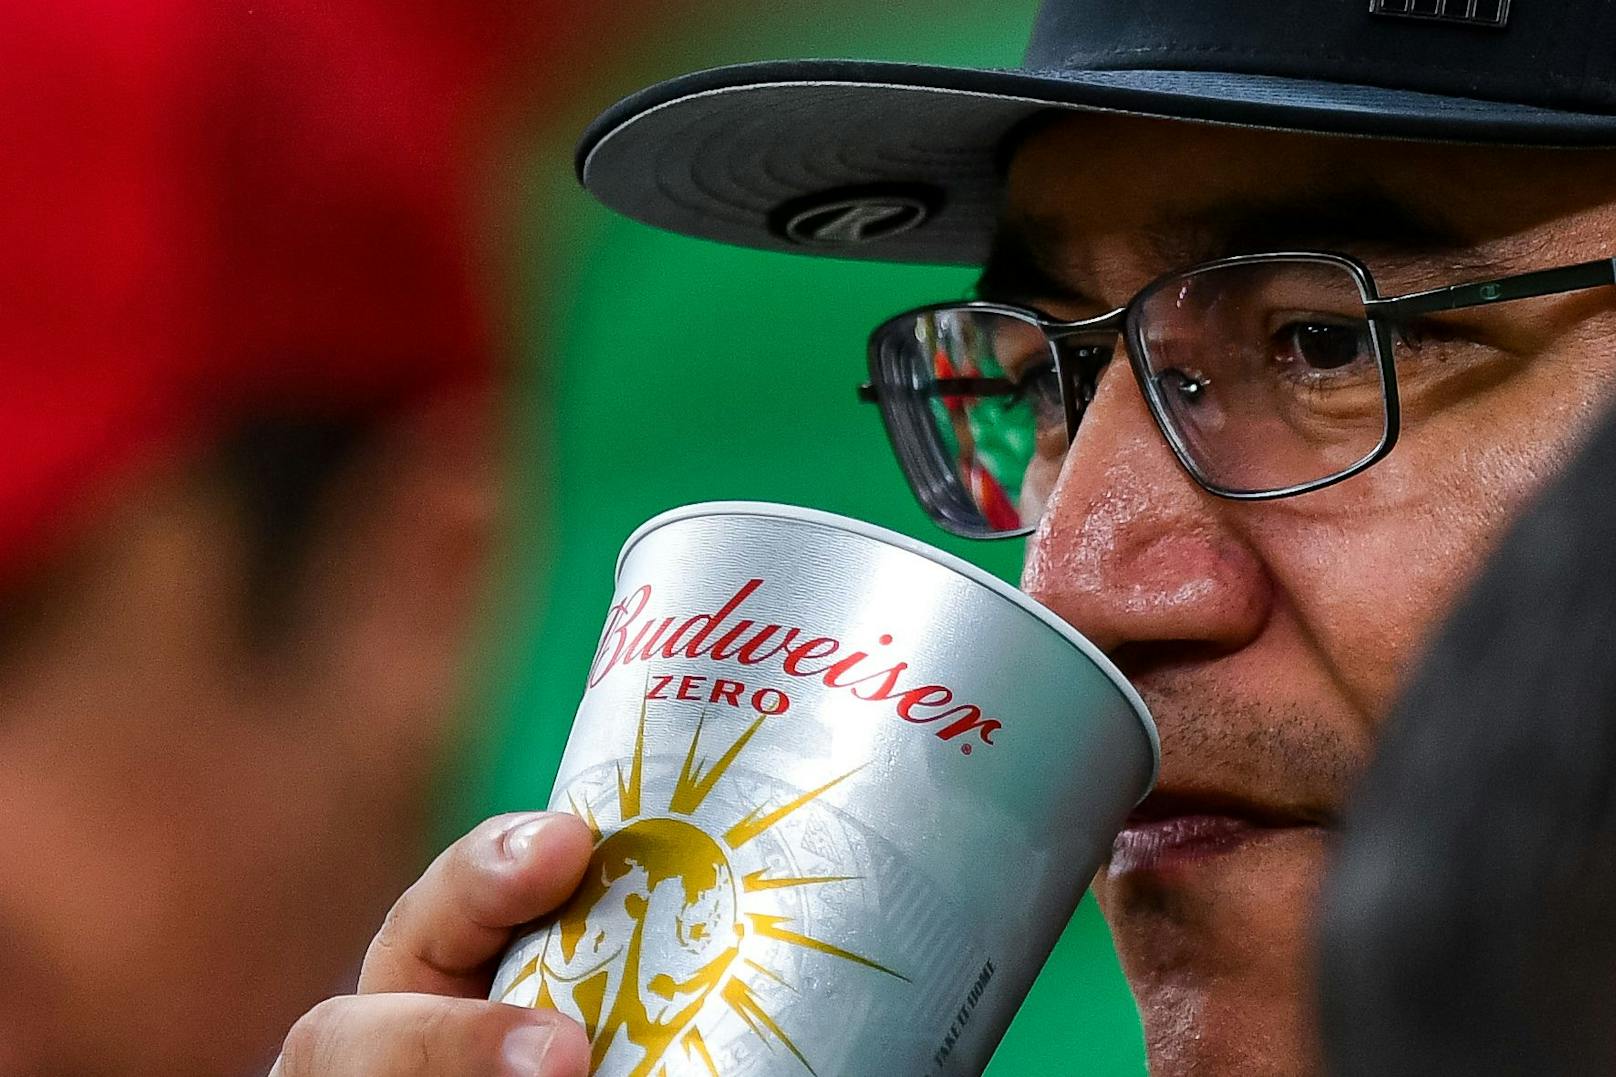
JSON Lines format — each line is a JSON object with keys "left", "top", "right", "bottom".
{"left": 1109, "top": 792, "right": 1327, "bottom": 876}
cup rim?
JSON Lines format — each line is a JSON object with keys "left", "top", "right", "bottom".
{"left": 617, "top": 500, "right": 1160, "bottom": 788}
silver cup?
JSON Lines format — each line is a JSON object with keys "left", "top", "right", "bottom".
{"left": 491, "top": 502, "right": 1157, "bottom": 1076}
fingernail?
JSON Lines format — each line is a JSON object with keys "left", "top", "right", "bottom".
{"left": 500, "top": 1022, "right": 556, "bottom": 1076}
{"left": 500, "top": 813, "right": 555, "bottom": 864}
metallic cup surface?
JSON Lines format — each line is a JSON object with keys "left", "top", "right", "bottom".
{"left": 491, "top": 502, "right": 1157, "bottom": 1076}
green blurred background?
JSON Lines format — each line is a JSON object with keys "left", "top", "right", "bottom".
{"left": 444, "top": 2, "right": 1148, "bottom": 1071}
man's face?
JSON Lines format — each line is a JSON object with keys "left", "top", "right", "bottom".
{"left": 0, "top": 411, "right": 491, "bottom": 1076}
{"left": 1003, "top": 116, "right": 1616, "bottom": 1076}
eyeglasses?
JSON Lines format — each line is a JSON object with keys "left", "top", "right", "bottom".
{"left": 859, "top": 250, "right": 1616, "bottom": 539}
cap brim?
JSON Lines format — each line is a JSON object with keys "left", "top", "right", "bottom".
{"left": 578, "top": 58, "right": 1616, "bottom": 266}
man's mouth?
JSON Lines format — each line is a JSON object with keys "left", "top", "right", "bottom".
{"left": 1109, "top": 792, "right": 1326, "bottom": 876}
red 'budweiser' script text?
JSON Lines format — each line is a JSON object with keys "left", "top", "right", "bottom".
{"left": 588, "top": 579, "right": 1003, "bottom": 752}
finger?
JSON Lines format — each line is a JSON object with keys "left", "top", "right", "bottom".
{"left": 269, "top": 993, "right": 589, "bottom": 1077}
{"left": 359, "top": 811, "right": 593, "bottom": 995}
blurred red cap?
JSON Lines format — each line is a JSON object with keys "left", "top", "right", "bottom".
{"left": 0, "top": 0, "right": 585, "bottom": 589}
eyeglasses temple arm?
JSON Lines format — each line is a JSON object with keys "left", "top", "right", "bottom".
{"left": 1370, "top": 257, "right": 1616, "bottom": 319}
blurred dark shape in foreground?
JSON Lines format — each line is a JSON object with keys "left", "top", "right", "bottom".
{"left": 1321, "top": 402, "right": 1616, "bottom": 1075}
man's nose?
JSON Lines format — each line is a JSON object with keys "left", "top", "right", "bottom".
{"left": 1023, "top": 359, "right": 1273, "bottom": 668}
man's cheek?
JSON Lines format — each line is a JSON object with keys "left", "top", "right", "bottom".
{"left": 1274, "top": 355, "right": 1616, "bottom": 711}
{"left": 1244, "top": 496, "right": 1482, "bottom": 723}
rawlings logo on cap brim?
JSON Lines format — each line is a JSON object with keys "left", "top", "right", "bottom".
{"left": 1370, "top": 0, "right": 1511, "bottom": 28}
{"left": 772, "top": 185, "right": 940, "bottom": 247}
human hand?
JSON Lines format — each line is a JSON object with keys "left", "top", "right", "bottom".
{"left": 268, "top": 812, "right": 594, "bottom": 1076}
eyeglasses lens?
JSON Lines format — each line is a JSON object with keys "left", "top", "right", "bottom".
{"left": 1129, "top": 258, "right": 1391, "bottom": 495}
{"left": 870, "top": 308, "right": 1063, "bottom": 535}
{"left": 873, "top": 260, "right": 1393, "bottom": 536}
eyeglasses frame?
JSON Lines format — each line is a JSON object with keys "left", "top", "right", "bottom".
{"left": 860, "top": 249, "right": 1616, "bottom": 539}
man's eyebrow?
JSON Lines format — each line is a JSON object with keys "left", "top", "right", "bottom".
{"left": 974, "top": 221, "right": 1100, "bottom": 308}
{"left": 977, "top": 190, "right": 1513, "bottom": 305}
{"left": 1148, "top": 191, "right": 1501, "bottom": 282}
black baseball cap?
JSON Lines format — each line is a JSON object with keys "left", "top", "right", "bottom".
{"left": 577, "top": 0, "right": 1616, "bottom": 266}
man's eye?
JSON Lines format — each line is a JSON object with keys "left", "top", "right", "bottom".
{"left": 1271, "top": 320, "right": 1369, "bottom": 372}
{"left": 1008, "top": 358, "right": 1062, "bottom": 416}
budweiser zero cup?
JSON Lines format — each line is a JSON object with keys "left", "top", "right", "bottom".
{"left": 491, "top": 503, "right": 1158, "bottom": 1076}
